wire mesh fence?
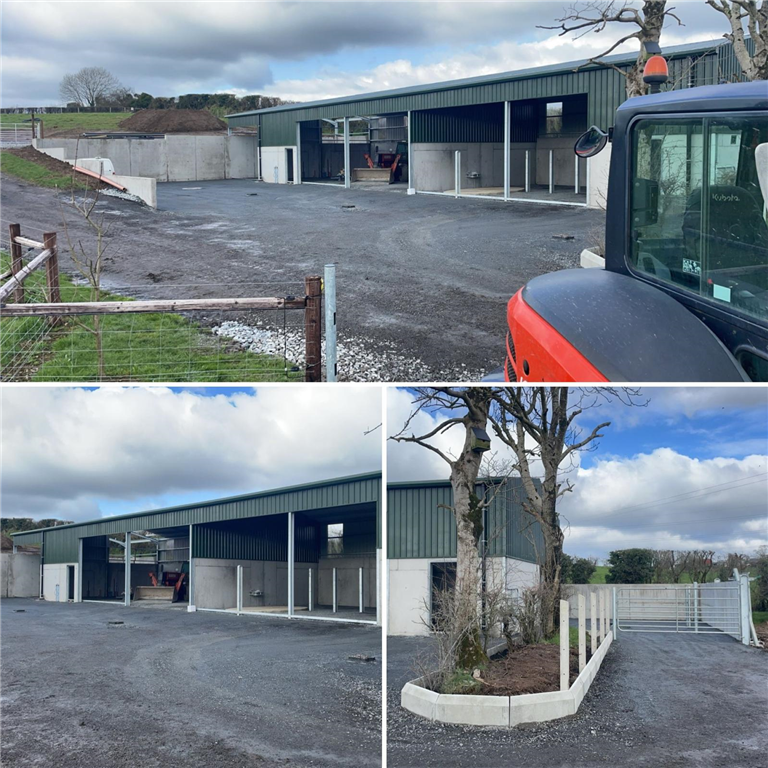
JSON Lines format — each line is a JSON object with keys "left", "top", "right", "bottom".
{"left": 1, "top": 224, "right": 328, "bottom": 382}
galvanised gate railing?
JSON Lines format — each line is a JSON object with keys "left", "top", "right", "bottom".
{"left": 613, "top": 569, "right": 759, "bottom": 645}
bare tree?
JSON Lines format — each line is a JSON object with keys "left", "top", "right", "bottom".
{"left": 688, "top": 549, "right": 717, "bottom": 583}
{"left": 541, "top": 1, "right": 683, "bottom": 97}
{"left": 706, "top": 1, "right": 768, "bottom": 80}
{"left": 391, "top": 387, "right": 494, "bottom": 668}
{"left": 489, "top": 387, "right": 645, "bottom": 636}
{"left": 60, "top": 67, "right": 124, "bottom": 108}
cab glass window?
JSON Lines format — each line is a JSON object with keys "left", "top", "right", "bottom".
{"left": 629, "top": 114, "right": 768, "bottom": 326}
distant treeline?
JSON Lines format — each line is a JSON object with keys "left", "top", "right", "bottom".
{"left": 1, "top": 517, "right": 73, "bottom": 534}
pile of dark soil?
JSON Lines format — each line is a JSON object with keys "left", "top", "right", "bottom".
{"left": 3, "top": 146, "right": 112, "bottom": 189}
{"left": 481, "top": 643, "right": 591, "bottom": 696}
{"left": 118, "top": 109, "right": 226, "bottom": 133}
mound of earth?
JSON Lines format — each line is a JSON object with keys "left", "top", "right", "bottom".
{"left": 118, "top": 109, "right": 226, "bottom": 133}
{"left": 2, "top": 146, "right": 112, "bottom": 189}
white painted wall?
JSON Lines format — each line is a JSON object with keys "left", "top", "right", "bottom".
{"left": 42, "top": 563, "right": 78, "bottom": 603}
{"left": 1, "top": 552, "right": 41, "bottom": 598}
{"left": 260, "top": 146, "right": 297, "bottom": 184}
{"left": 388, "top": 556, "right": 540, "bottom": 636}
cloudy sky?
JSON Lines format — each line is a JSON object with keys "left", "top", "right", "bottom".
{"left": 388, "top": 387, "right": 768, "bottom": 562}
{"left": 2, "top": 1, "right": 731, "bottom": 107}
{"left": 1, "top": 385, "right": 382, "bottom": 522}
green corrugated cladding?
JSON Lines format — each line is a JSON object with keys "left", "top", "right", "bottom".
{"left": 12, "top": 473, "right": 381, "bottom": 565}
{"left": 234, "top": 43, "right": 745, "bottom": 148}
{"left": 387, "top": 478, "right": 543, "bottom": 563}
{"left": 193, "top": 515, "right": 320, "bottom": 562}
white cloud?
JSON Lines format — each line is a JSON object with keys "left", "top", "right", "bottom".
{"left": 1, "top": 386, "right": 381, "bottom": 522}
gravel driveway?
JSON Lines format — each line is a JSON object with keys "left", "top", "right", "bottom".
{"left": 0, "top": 176, "right": 602, "bottom": 381}
{"left": 387, "top": 631, "right": 768, "bottom": 768}
{"left": 1, "top": 598, "right": 381, "bottom": 768}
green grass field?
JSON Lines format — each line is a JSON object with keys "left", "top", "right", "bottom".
{"left": 0, "top": 151, "right": 93, "bottom": 190}
{"left": 0, "top": 112, "right": 131, "bottom": 132}
{"left": 753, "top": 611, "right": 768, "bottom": 626}
{"left": 1, "top": 253, "right": 302, "bottom": 383}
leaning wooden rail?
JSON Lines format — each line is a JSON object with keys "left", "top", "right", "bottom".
{"left": 0, "top": 296, "right": 307, "bottom": 315}
{"left": 0, "top": 249, "right": 53, "bottom": 302}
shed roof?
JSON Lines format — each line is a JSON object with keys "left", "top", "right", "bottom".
{"left": 227, "top": 38, "right": 727, "bottom": 119}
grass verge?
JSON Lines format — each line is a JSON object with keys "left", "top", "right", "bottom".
{"left": 0, "top": 112, "right": 131, "bottom": 132}
{"left": 0, "top": 151, "right": 92, "bottom": 190}
{"left": 1, "top": 253, "right": 302, "bottom": 382}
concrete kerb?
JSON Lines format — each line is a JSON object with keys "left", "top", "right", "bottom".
{"left": 401, "top": 631, "right": 614, "bottom": 728}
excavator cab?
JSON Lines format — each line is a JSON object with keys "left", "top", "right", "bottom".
{"left": 502, "top": 80, "right": 768, "bottom": 382}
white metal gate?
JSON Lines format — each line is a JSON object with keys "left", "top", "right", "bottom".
{"left": 613, "top": 570, "right": 761, "bottom": 646}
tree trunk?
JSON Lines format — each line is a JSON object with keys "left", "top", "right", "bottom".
{"left": 626, "top": 1, "right": 667, "bottom": 98}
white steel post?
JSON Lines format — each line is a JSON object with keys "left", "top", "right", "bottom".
{"left": 586, "top": 158, "right": 591, "bottom": 206}
{"left": 343, "top": 116, "right": 351, "bottom": 189}
{"left": 295, "top": 121, "right": 301, "bottom": 185}
{"left": 577, "top": 594, "right": 586, "bottom": 672}
{"left": 454, "top": 150, "right": 461, "bottom": 198}
{"left": 376, "top": 549, "right": 381, "bottom": 626}
{"left": 287, "top": 513, "right": 295, "bottom": 618}
{"left": 124, "top": 532, "right": 131, "bottom": 607}
{"left": 308, "top": 568, "right": 313, "bottom": 612}
{"left": 359, "top": 567, "right": 364, "bottom": 613}
{"left": 574, "top": 155, "right": 579, "bottom": 194}
{"left": 77, "top": 538, "right": 83, "bottom": 603}
{"left": 324, "top": 263, "right": 337, "bottom": 382}
{"left": 332, "top": 567, "right": 338, "bottom": 613}
{"left": 600, "top": 591, "right": 606, "bottom": 643}
{"left": 525, "top": 149, "right": 530, "bottom": 193}
{"left": 503, "top": 101, "right": 510, "bottom": 201}
{"left": 407, "top": 110, "right": 415, "bottom": 194}
{"left": 559, "top": 599, "right": 569, "bottom": 692}
{"left": 236, "top": 565, "right": 243, "bottom": 616}
{"left": 549, "top": 149, "right": 554, "bottom": 194}
{"left": 693, "top": 582, "right": 699, "bottom": 633}
{"left": 612, "top": 588, "right": 618, "bottom": 639}
{"left": 590, "top": 592, "right": 597, "bottom": 654}
{"left": 739, "top": 573, "right": 751, "bottom": 646}
{"left": 188, "top": 524, "right": 195, "bottom": 610}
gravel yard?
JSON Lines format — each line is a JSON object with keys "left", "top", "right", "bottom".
{"left": 0, "top": 175, "right": 602, "bottom": 381}
{"left": 387, "top": 631, "right": 768, "bottom": 768}
{"left": 1, "top": 599, "right": 381, "bottom": 768}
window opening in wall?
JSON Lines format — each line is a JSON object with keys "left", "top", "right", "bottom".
{"left": 545, "top": 101, "right": 563, "bottom": 135}
{"left": 327, "top": 523, "right": 344, "bottom": 556}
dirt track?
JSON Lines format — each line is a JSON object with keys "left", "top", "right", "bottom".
{"left": 0, "top": 175, "right": 602, "bottom": 381}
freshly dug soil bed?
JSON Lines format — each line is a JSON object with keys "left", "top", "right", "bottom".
{"left": 481, "top": 644, "right": 591, "bottom": 696}
{"left": 118, "top": 109, "right": 226, "bottom": 133}
{"left": 2, "top": 146, "right": 112, "bottom": 189}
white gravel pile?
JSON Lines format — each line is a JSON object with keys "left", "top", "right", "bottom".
{"left": 212, "top": 320, "right": 486, "bottom": 382}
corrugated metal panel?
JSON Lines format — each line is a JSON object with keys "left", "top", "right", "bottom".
{"left": 10, "top": 531, "right": 42, "bottom": 546}
{"left": 388, "top": 479, "right": 542, "bottom": 563}
{"left": 239, "top": 40, "right": 741, "bottom": 146}
{"left": 193, "top": 515, "right": 319, "bottom": 563}
{"left": 16, "top": 474, "right": 381, "bottom": 562}
{"left": 43, "top": 527, "right": 80, "bottom": 564}
{"left": 412, "top": 104, "right": 504, "bottom": 143}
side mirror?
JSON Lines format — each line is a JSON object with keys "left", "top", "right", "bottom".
{"left": 631, "top": 178, "right": 660, "bottom": 227}
{"left": 574, "top": 126, "right": 609, "bottom": 158}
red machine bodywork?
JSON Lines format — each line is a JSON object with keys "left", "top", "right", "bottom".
{"left": 504, "top": 290, "right": 608, "bottom": 382}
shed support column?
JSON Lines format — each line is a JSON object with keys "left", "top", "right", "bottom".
{"left": 549, "top": 149, "right": 554, "bottom": 194}
{"left": 77, "top": 538, "right": 83, "bottom": 603}
{"left": 359, "top": 567, "right": 364, "bottom": 613}
{"left": 332, "top": 567, "right": 338, "bottom": 613}
{"left": 295, "top": 122, "right": 302, "bottom": 185}
{"left": 188, "top": 524, "right": 195, "bottom": 609}
{"left": 287, "top": 512, "right": 295, "bottom": 618}
{"left": 308, "top": 568, "right": 313, "bottom": 611}
{"left": 525, "top": 150, "right": 530, "bottom": 193}
{"left": 454, "top": 151, "right": 461, "bottom": 198}
{"left": 503, "top": 101, "right": 510, "bottom": 201}
{"left": 124, "top": 532, "right": 131, "bottom": 607}
{"left": 407, "top": 111, "right": 414, "bottom": 194}
{"left": 343, "top": 116, "right": 351, "bottom": 189}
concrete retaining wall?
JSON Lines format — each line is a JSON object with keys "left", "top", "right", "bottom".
{"left": 1, "top": 552, "right": 41, "bottom": 598}
{"left": 401, "top": 631, "right": 613, "bottom": 727}
{"left": 34, "top": 135, "right": 259, "bottom": 183}
{"left": 565, "top": 583, "right": 686, "bottom": 617}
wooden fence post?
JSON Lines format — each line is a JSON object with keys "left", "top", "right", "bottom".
{"left": 43, "top": 232, "right": 61, "bottom": 326}
{"left": 304, "top": 275, "right": 322, "bottom": 382}
{"left": 9, "top": 224, "right": 24, "bottom": 304}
